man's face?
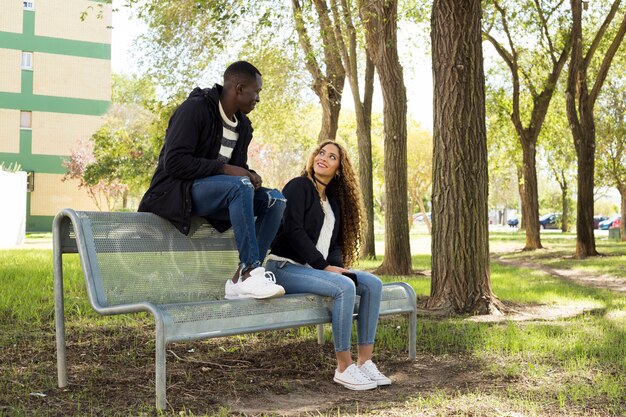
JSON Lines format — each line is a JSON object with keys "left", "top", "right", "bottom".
{"left": 236, "top": 74, "right": 262, "bottom": 114}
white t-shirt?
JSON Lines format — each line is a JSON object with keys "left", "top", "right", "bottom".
{"left": 315, "top": 198, "right": 335, "bottom": 260}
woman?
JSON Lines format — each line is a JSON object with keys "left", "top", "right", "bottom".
{"left": 267, "top": 140, "right": 390, "bottom": 391}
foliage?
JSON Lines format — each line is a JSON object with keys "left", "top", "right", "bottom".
{"left": 0, "top": 162, "right": 21, "bottom": 173}
{"left": 79, "top": 74, "right": 167, "bottom": 208}
{"left": 596, "top": 58, "right": 626, "bottom": 193}
{"left": 406, "top": 119, "right": 432, "bottom": 229}
{"left": 62, "top": 139, "right": 127, "bottom": 211}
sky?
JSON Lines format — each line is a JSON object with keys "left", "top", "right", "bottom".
{"left": 109, "top": 2, "right": 435, "bottom": 131}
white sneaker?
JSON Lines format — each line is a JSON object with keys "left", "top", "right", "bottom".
{"left": 225, "top": 267, "right": 285, "bottom": 300}
{"left": 333, "top": 364, "right": 377, "bottom": 390}
{"left": 358, "top": 360, "right": 392, "bottom": 386}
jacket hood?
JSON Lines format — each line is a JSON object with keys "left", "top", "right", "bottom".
{"left": 188, "top": 84, "right": 222, "bottom": 106}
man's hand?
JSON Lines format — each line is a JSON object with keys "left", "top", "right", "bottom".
{"left": 221, "top": 165, "right": 262, "bottom": 189}
{"left": 249, "top": 171, "right": 262, "bottom": 190}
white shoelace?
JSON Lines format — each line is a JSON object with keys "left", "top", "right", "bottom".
{"left": 344, "top": 365, "right": 371, "bottom": 383}
{"left": 361, "top": 361, "right": 385, "bottom": 379}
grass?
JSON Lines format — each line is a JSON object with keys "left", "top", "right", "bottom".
{"left": 1, "top": 232, "right": 625, "bottom": 416}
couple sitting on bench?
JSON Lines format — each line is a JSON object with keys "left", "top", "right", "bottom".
{"left": 138, "top": 61, "right": 391, "bottom": 391}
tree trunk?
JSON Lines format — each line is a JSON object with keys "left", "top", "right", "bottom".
{"left": 575, "top": 132, "right": 598, "bottom": 255}
{"left": 359, "top": 0, "right": 412, "bottom": 274}
{"left": 291, "top": 0, "right": 345, "bottom": 143}
{"left": 318, "top": 89, "right": 342, "bottom": 142}
{"left": 561, "top": 177, "right": 569, "bottom": 232}
{"left": 520, "top": 138, "right": 543, "bottom": 249}
{"left": 427, "top": 0, "right": 501, "bottom": 315}
{"left": 353, "top": 56, "right": 376, "bottom": 259}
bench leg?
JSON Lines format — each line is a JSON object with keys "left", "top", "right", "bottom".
{"left": 408, "top": 310, "right": 416, "bottom": 360}
{"left": 316, "top": 324, "right": 325, "bottom": 345}
{"left": 53, "top": 247, "right": 67, "bottom": 388}
{"left": 155, "top": 325, "right": 167, "bottom": 410}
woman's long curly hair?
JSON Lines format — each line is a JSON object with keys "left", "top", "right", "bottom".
{"left": 303, "top": 140, "right": 363, "bottom": 267}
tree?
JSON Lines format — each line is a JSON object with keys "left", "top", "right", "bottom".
{"left": 483, "top": 0, "right": 572, "bottom": 250}
{"left": 596, "top": 72, "right": 626, "bottom": 241}
{"left": 329, "top": 0, "right": 377, "bottom": 259}
{"left": 428, "top": 0, "right": 502, "bottom": 314}
{"left": 358, "top": 0, "right": 412, "bottom": 275}
{"left": 565, "top": 0, "right": 626, "bottom": 257}
{"left": 291, "top": 0, "right": 346, "bottom": 142}
{"left": 82, "top": 74, "right": 164, "bottom": 207}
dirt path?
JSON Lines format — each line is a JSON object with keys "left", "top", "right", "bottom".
{"left": 493, "top": 256, "right": 626, "bottom": 293}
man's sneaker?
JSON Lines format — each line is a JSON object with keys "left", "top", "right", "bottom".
{"left": 225, "top": 267, "right": 285, "bottom": 300}
{"left": 358, "top": 360, "right": 392, "bottom": 386}
{"left": 333, "top": 364, "right": 377, "bottom": 390}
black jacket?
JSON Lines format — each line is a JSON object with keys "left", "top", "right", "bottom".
{"left": 138, "top": 85, "right": 254, "bottom": 234}
{"left": 270, "top": 176, "right": 343, "bottom": 269}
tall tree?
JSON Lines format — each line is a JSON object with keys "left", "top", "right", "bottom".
{"left": 329, "top": 0, "right": 377, "bottom": 258}
{"left": 483, "top": 0, "right": 572, "bottom": 250}
{"left": 291, "top": 0, "right": 346, "bottom": 142}
{"left": 566, "top": 0, "right": 626, "bottom": 257}
{"left": 428, "top": 0, "right": 502, "bottom": 314}
{"left": 358, "top": 0, "right": 412, "bottom": 274}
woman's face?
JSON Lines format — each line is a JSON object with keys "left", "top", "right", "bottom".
{"left": 313, "top": 144, "right": 341, "bottom": 179}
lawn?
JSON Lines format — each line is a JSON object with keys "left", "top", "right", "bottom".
{"left": 0, "top": 231, "right": 625, "bottom": 416}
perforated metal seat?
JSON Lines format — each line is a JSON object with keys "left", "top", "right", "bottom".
{"left": 53, "top": 209, "right": 417, "bottom": 410}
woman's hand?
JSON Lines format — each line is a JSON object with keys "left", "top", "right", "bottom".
{"left": 324, "top": 265, "right": 350, "bottom": 275}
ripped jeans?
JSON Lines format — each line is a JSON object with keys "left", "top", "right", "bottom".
{"left": 190, "top": 175, "right": 286, "bottom": 269}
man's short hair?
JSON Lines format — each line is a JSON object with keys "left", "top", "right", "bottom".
{"left": 224, "top": 61, "right": 262, "bottom": 85}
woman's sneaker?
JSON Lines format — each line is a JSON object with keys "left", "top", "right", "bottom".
{"left": 358, "top": 360, "right": 392, "bottom": 386}
{"left": 224, "top": 267, "right": 285, "bottom": 299}
{"left": 333, "top": 364, "right": 377, "bottom": 390}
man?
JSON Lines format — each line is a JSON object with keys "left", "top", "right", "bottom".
{"left": 139, "top": 61, "right": 286, "bottom": 300}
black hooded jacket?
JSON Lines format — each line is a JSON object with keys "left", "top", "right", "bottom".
{"left": 138, "top": 85, "right": 255, "bottom": 234}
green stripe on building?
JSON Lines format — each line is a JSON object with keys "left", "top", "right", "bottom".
{"left": 0, "top": 92, "right": 110, "bottom": 115}
{"left": 0, "top": 12, "right": 110, "bottom": 60}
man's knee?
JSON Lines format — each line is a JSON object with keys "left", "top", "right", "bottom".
{"left": 265, "top": 189, "right": 287, "bottom": 210}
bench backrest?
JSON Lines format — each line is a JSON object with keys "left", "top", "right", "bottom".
{"left": 59, "top": 211, "right": 238, "bottom": 308}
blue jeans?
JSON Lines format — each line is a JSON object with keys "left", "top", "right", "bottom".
{"left": 266, "top": 260, "right": 383, "bottom": 352}
{"left": 191, "top": 175, "right": 286, "bottom": 269}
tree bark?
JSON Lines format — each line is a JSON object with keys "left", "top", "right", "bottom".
{"left": 566, "top": 0, "right": 626, "bottom": 257}
{"left": 330, "top": 0, "right": 376, "bottom": 258}
{"left": 520, "top": 138, "right": 543, "bottom": 248}
{"left": 359, "top": 0, "right": 412, "bottom": 274}
{"left": 428, "top": 0, "right": 501, "bottom": 315}
{"left": 561, "top": 177, "right": 569, "bottom": 233}
{"left": 292, "top": 0, "right": 346, "bottom": 142}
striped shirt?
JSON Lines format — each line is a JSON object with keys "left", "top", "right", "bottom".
{"left": 217, "top": 100, "right": 239, "bottom": 163}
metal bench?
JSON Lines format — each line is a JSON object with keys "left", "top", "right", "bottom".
{"left": 53, "top": 209, "right": 417, "bottom": 410}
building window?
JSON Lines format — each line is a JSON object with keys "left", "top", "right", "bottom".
{"left": 21, "top": 52, "right": 33, "bottom": 70}
{"left": 20, "top": 111, "right": 32, "bottom": 129}
{"left": 23, "top": 1, "right": 35, "bottom": 10}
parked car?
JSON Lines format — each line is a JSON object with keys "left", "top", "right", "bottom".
{"left": 539, "top": 213, "right": 562, "bottom": 229}
{"left": 612, "top": 216, "right": 621, "bottom": 228}
{"left": 599, "top": 215, "right": 620, "bottom": 230}
{"left": 593, "top": 215, "right": 609, "bottom": 229}
{"left": 507, "top": 218, "right": 519, "bottom": 227}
